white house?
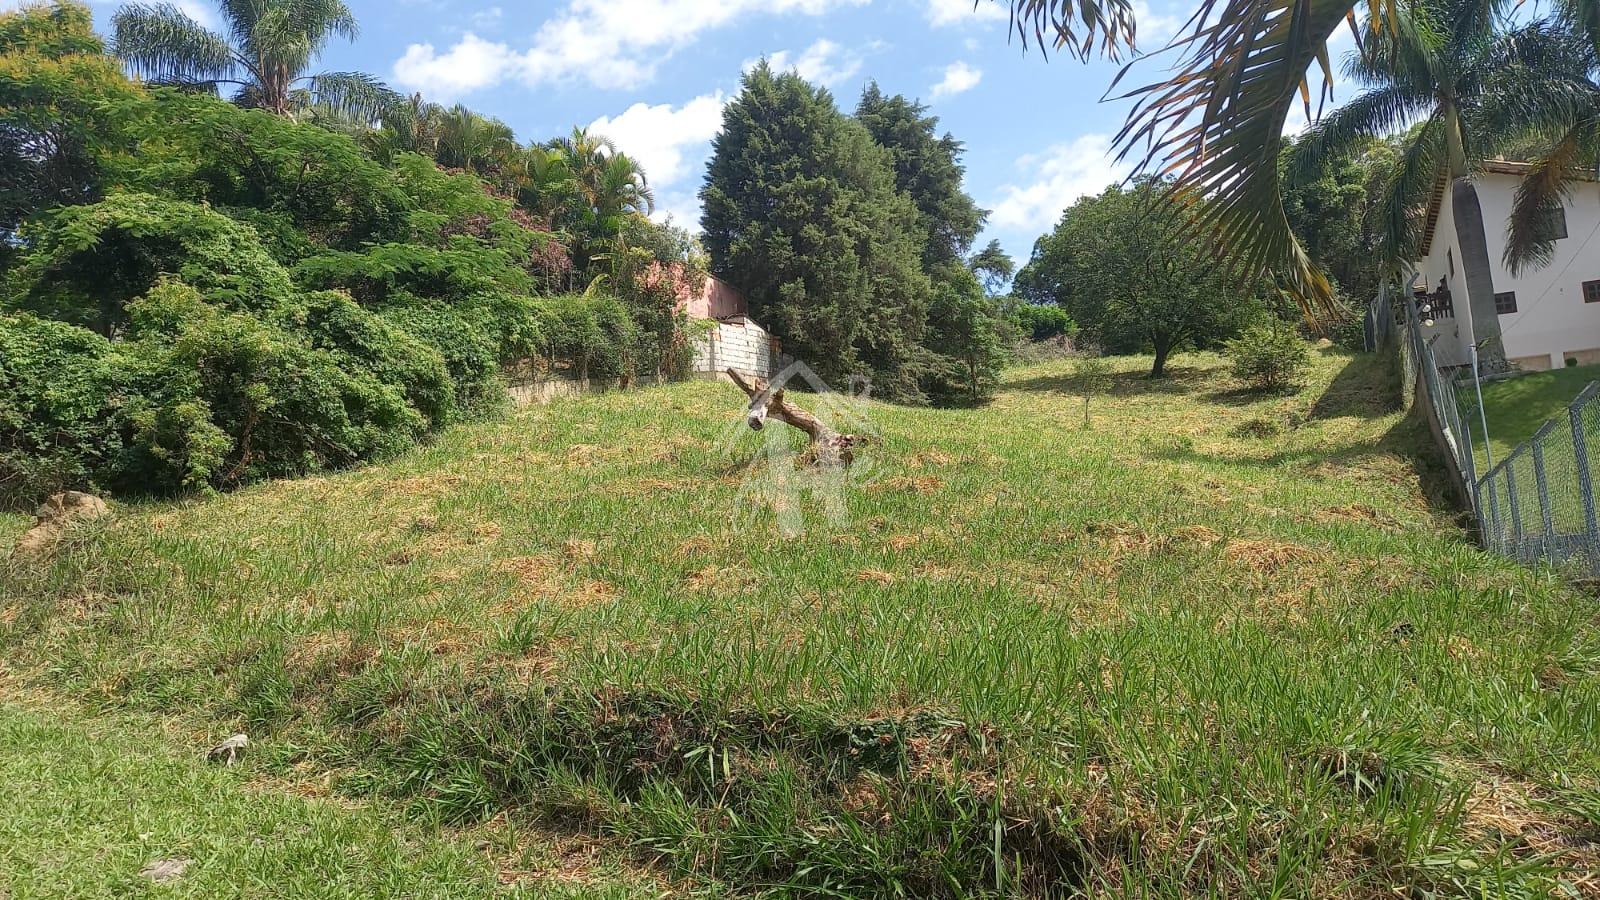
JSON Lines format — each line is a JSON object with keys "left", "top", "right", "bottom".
{"left": 1412, "top": 161, "right": 1600, "bottom": 371}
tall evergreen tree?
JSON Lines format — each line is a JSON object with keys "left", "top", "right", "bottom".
{"left": 701, "top": 63, "right": 932, "bottom": 399}
{"left": 854, "top": 83, "right": 986, "bottom": 269}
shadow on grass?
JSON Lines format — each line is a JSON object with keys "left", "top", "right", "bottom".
{"left": 1308, "top": 348, "right": 1403, "bottom": 421}
{"left": 1007, "top": 365, "right": 1213, "bottom": 398}
{"left": 1152, "top": 409, "right": 1467, "bottom": 517}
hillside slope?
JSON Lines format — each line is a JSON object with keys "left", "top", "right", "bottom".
{"left": 4, "top": 348, "right": 1597, "bottom": 897}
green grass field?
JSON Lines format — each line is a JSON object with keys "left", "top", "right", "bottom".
{"left": 0, "top": 696, "right": 664, "bottom": 899}
{"left": 1473, "top": 363, "right": 1600, "bottom": 471}
{"left": 3, "top": 347, "right": 1598, "bottom": 897}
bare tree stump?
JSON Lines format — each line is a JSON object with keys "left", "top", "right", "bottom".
{"left": 727, "top": 369, "right": 860, "bottom": 466}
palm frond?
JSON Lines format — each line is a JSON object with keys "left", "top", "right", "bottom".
{"left": 112, "top": 2, "right": 238, "bottom": 84}
{"left": 1373, "top": 115, "right": 1445, "bottom": 267}
{"left": 1555, "top": 0, "right": 1600, "bottom": 57}
{"left": 301, "top": 70, "right": 401, "bottom": 122}
{"left": 1110, "top": 0, "right": 1358, "bottom": 314}
{"left": 1005, "top": 0, "right": 1139, "bottom": 60}
{"left": 1285, "top": 84, "right": 1424, "bottom": 188}
{"left": 1504, "top": 124, "right": 1596, "bottom": 274}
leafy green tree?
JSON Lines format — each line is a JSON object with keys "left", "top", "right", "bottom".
{"left": 111, "top": 0, "right": 395, "bottom": 119}
{"left": 1279, "top": 135, "right": 1397, "bottom": 305}
{"left": 854, "top": 83, "right": 986, "bottom": 269}
{"left": 923, "top": 263, "right": 1006, "bottom": 403}
{"left": 701, "top": 63, "right": 932, "bottom": 399}
{"left": 0, "top": 2, "right": 144, "bottom": 245}
{"left": 1014, "top": 179, "right": 1259, "bottom": 377}
{"left": 9, "top": 192, "right": 295, "bottom": 335}
{"left": 969, "top": 239, "right": 1015, "bottom": 295}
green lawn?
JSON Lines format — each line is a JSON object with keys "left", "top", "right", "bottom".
{"left": 1472, "top": 363, "right": 1600, "bottom": 472}
{"left": 3, "top": 347, "right": 1598, "bottom": 897}
{"left": 0, "top": 699, "right": 663, "bottom": 899}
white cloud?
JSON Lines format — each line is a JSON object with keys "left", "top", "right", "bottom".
{"left": 651, "top": 189, "right": 705, "bottom": 229}
{"left": 470, "top": 6, "right": 504, "bottom": 28}
{"left": 930, "top": 61, "right": 981, "bottom": 98}
{"left": 988, "top": 134, "right": 1129, "bottom": 231}
{"left": 753, "top": 39, "right": 865, "bottom": 87}
{"left": 587, "top": 92, "right": 727, "bottom": 188}
{"left": 1129, "top": 0, "right": 1184, "bottom": 49}
{"left": 926, "top": 0, "right": 1006, "bottom": 27}
{"left": 393, "top": 0, "right": 869, "bottom": 96}
{"left": 392, "top": 33, "right": 523, "bottom": 101}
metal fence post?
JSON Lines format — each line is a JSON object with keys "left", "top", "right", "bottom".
{"left": 1531, "top": 422, "right": 1556, "bottom": 560}
{"left": 1505, "top": 456, "right": 1524, "bottom": 554}
{"left": 1483, "top": 476, "right": 1502, "bottom": 553}
{"left": 1569, "top": 385, "right": 1600, "bottom": 571}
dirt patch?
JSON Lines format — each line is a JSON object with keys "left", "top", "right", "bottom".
{"left": 684, "top": 565, "right": 757, "bottom": 594}
{"left": 856, "top": 569, "right": 898, "bottom": 585}
{"left": 871, "top": 476, "right": 944, "bottom": 495}
{"left": 498, "top": 555, "right": 560, "bottom": 588}
{"left": 1310, "top": 504, "right": 1402, "bottom": 530}
{"left": 1223, "top": 538, "right": 1323, "bottom": 574}
{"left": 562, "top": 539, "right": 597, "bottom": 562}
{"left": 381, "top": 474, "right": 465, "bottom": 498}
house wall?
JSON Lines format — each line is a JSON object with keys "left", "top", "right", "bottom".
{"left": 1416, "top": 174, "right": 1600, "bottom": 371}
{"left": 678, "top": 273, "right": 748, "bottom": 321}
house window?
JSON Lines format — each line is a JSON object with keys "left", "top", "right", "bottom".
{"left": 1538, "top": 207, "right": 1570, "bottom": 241}
{"left": 1495, "top": 291, "right": 1517, "bottom": 315}
{"left": 1448, "top": 248, "right": 1455, "bottom": 276}
{"left": 1585, "top": 280, "right": 1600, "bottom": 304}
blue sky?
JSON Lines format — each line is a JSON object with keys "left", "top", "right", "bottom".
{"left": 67, "top": 0, "right": 1347, "bottom": 266}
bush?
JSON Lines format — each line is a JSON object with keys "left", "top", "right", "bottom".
{"left": 541, "top": 293, "right": 646, "bottom": 382}
{"left": 378, "top": 301, "right": 504, "bottom": 414}
{"left": 280, "top": 291, "right": 457, "bottom": 429}
{"left": 0, "top": 314, "right": 125, "bottom": 507}
{"left": 1227, "top": 321, "right": 1312, "bottom": 393}
{"left": 117, "top": 282, "right": 424, "bottom": 494}
{"left": 1010, "top": 303, "right": 1077, "bottom": 343}
{"left": 9, "top": 193, "right": 295, "bottom": 334}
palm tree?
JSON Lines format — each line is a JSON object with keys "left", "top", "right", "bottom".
{"left": 1002, "top": 0, "right": 1600, "bottom": 315}
{"left": 540, "top": 129, "right": 654, "bottom": 276}
{"left": 514, "top": 146, "right": 580, "bottom": 227}
{"left": 434, "top": 105, "right": 517, "bottom": 175}
{"left": 366, "top": 92, "right": 446, "bottom": 162}
{"left": 111, "top": 0, "right": 396, "bottom": 119}
{"left": 1285, "top": 7, "right": 1594, "bottom": 367}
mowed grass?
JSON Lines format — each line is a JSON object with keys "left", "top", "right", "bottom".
{"left": 4, "top": 347, "right": 1599, "bottom": 897}
{"left": 1473, "top": 363, "right": 1600, "bottom": 470}
{"left": 0, "top": 696, "right": 663, "bottom": 899}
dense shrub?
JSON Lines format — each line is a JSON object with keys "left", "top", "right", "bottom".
{"left": 544, "top": 293, "right": 646, "bottom": 382}
{"left": 9, "top": 193, "right": 294, "bottom": 334}
{"left": 1227, "top": 321, "right": 1312, "bottom": 393}
{"left": 118, "top": 282, "right": 423, "bottom": 493}
{"left": 377, "top": 301, "right": 504, "bottom": 414}
{"left": 280, "top": 291, "right": 457, "bottom": 429}
{"left": 1010, "top": 303, "right": 1077, "bottom": 343}
{"left": 0, "top": 313, "right": 124, "bottom": 506}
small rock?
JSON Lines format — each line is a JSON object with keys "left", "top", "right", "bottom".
{"left": 12, "top": 491, "right": 110, "bottom": 558}
{"left": 206, "top": 733, "right": 249, "bottom": 765}
{"left": 140, "top": 857, "right": 190, "bottom": 883}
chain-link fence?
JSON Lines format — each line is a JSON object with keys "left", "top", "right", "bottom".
{"left": 1376, "top": 288, "right": 1600, "bottom": 575}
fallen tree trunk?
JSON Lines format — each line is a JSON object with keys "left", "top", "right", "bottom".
{"left": 727, "top": 368, "right": 859, "bottom": 465}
